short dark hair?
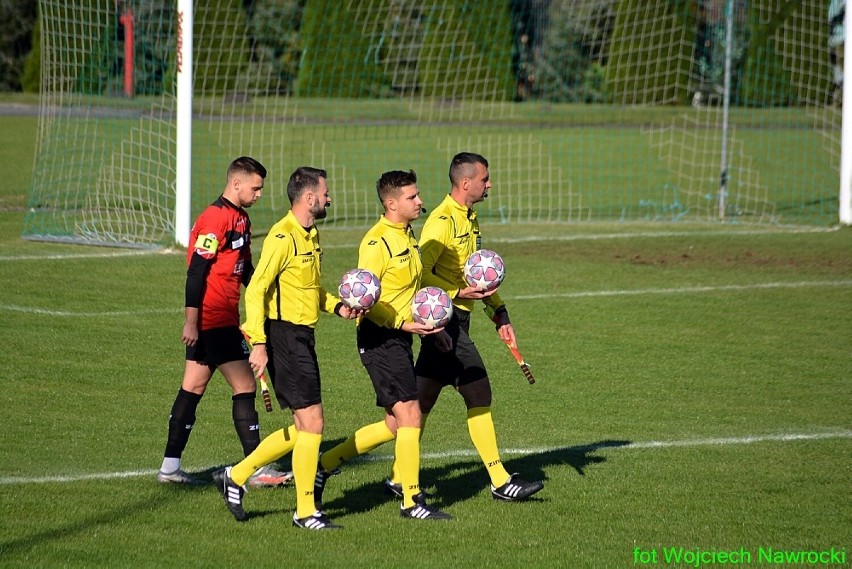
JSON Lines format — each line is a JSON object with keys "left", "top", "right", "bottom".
{"left": 449, "top": 152, "right": 488, "bottom": 186}
{"left": 376, "top": 169, "right": 417, "bottom": 205}
{"left": 287, "top": 166, "right": 327, "bottom": 204}
{"left": 227, "top": 156, "right": 267, "bottom": 181}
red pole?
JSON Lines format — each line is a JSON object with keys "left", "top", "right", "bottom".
{"left": 119, "top": 9, "right": 135, "bottom": 97}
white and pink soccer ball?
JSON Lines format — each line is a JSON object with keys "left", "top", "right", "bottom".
{"left": 463, "top": 249, "right": 505, "bottom": 292}
{"left": 411, "top": 286, "right": 453, "bottom": 328}
{"left": 338, "top": 268, "right": 381, "bottom": 310}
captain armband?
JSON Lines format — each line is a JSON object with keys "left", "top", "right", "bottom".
{"left": 193, "top": 233, "right": 219, "bottom": 259}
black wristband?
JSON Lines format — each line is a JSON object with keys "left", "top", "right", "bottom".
{"left": 334, "top": 301, "right": 344, "bottom": 316}
{"left": 493, "top": 305, "right": 511, "bottom": 328}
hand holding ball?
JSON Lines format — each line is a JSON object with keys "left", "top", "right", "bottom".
{"left": 411, "top": 286, "right": 453, "bottom": 328}
{"left": 338, "top": 269, "right": 381, "bottom": 310}
{"left": 463, "top": 249, "right": 505, "bottom": 292}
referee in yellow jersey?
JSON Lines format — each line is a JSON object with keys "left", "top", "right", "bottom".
{"left": 313, "top": 169, "right": 451, "bottom": 520}
{"left": 404, "top": 152, "right": 544, "bottom": 502}
{"left": 213, "top": 166, "right": 359, "bottom": 530}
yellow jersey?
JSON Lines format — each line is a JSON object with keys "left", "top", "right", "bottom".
{"left": 419, "top": 194, "right": 505, "bottom": 314}
{"left": 242, "top": 210, "right": 339, "bottom": 343}
{"left": 358, "top": 216, "right": 422, "bottom": 330}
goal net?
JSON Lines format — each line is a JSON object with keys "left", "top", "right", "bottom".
{"left": 24, "top": 0, "right": 841, "bottom": 247}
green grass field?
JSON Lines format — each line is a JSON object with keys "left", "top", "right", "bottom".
{"left": 0, "top": 109, "right": 850, "bottom": 568}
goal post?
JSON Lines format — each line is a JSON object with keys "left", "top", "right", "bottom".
{"left": 24, "top": 0, "right": 844, "bottom": 249}
{"left": 841, "top": 0, "right": 852, "bottom": 225}
{"left": 175, "top": 0, "right": 191, "bottom": 247}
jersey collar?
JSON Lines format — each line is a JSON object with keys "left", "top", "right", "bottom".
{"left": 379, "top": 215, "right": 412, "bottom": 232}
{"left": 218, "top": 194, "right": 243, "bottom": 211}
{"left": 443, "top": 194, "right": 476, "bottom": 220}
{"left": 285, "top": 210, "right": 317, "bottom": 240}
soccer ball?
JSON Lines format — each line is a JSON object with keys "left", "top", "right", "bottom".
{"left": 411, "top": 286, "right": 453, "bottom": 328}
{"left": 338, "top": 268, "right": 381, "bottom": 310}
{"left": 463, "top": 249, "right": 505, "bottom": 292}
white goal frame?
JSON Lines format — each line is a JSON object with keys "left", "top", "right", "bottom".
{"left": 841, "top": 3, "right": 852, "bottom": 225}
{"left": 24, "top": 0, "right": 850, "bottom": 249}
{"left": 175, "top": 0, "right": 192, "bottom": 247}
{"left": 170, "top": 0, "right": 850, "bottom": 241}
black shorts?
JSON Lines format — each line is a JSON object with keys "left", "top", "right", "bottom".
{"left": 357, "top": 318, "right": 419, "bottom": 408}
{"left": 414, "top": 309, "right": 488, "bottom": 387}
{"left": 186, "top": 326, "right": 249, "bottom": 368}
{"left": 266, "top": 319, "right": 322, "bottom": 411}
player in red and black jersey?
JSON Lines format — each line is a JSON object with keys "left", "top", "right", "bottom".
{"left": 184, "top": 194, "right": 253, "bottom": 332}
{"left": 158, "top": 156, "right": 290, "bottom": 487}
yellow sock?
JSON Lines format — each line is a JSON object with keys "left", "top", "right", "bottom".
{"left": 467, "top": 407, "right": 510, "bottom": 487}
{"left": 293, "top": 431, "right": 322, "bottom": 519}
{"left": 395, "top": 426, "right": 421, "bottom": 508}
{"left": 320, "top": 420, "right": 395, "bottom": 472}
{"left": 231, "top": 425, "right": 298, "bottom": 486}
{"left": 390, "top": 413, "right": 427, "bottom": 483}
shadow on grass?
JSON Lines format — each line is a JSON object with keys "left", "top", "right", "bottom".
{"left": 186, "top": 437, "right": 351, "bottom": 522}
{"left": 320, "top": 438, "right": 631, "bottom": 516}
{"left": 168, "top": 437, "right": 630, "bottom": 520}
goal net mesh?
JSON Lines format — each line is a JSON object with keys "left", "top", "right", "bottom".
{"left": 24, "top": 0, "right": 840, "bottom": 247}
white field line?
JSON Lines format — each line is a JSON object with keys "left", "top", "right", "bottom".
{"left": 2, "top": 279, "right": 850, "bottom": 317}
{"left": 485, "top": 226, "right": 840, "bottom": 245}
{"left": 0, "top": 305, "right": 178, "bottom": 317}
{"left": 0, "top": 227, "right": 838, "bottom": 258}
{"left": 0, "top": 250, "right": 176, "bottom": 262}
{"left": 509, "top": 279, "right": 852, "bottom": 301}
{"left": 1, "top": 430, "right": 849, "bottom": 486}
{"left": 319, "top": 226, "right": 840, "bottom": 249}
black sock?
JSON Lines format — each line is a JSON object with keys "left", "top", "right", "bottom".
{"left": 163, "top": 388, "right": 202, "bottom": 458}
{"left": 232, "top": 392, "right": 261, "bottom": 456}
